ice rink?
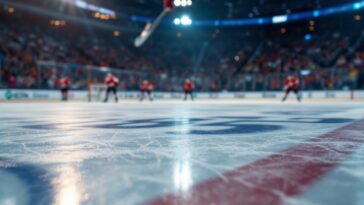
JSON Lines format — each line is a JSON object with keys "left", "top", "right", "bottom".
{"left": 0, "top": 100, "right": 364, "bottom": 205}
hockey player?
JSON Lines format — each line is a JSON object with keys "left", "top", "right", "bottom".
{"left": 104, "top": 73, "right": 119, "bottom": 103}
{"left": 140, "top": 80, "right": 154, "bottom": 102}
{"left": 183, "top": 79, "right": 194, "bottom": 101}
{"left": 282, "top": 75, "right": 301, "bottom": 102}
{"left": 58, "top": 76, "right": 71, "bottom": 101}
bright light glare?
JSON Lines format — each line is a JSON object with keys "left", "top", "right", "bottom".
{"left": 174, "top": 0, "right": 181, "bottom": 7}
{"left": 65, "top": 0, "right": 116, "bottom": 17}
{"left": 304, "top": 34, "right": 312, "bottom": 40}
{"left": 180, "top": 16, "right": 192, "bottom": 25}
{"left": 174, "top": 16, "right": 192, "bottom": 26}
{"left": 174, "top": 0, "right": 193, "bottom": 7}
{"left": 174, "top": 18, "right": 181, "bottom": 25}
{"left": 353, "top": 2, "right": 364, "bottom": 10}
{"left": 272, "top": 15, "right": 288, "bottom": 24}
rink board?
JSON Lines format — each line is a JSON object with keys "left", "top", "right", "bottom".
{"left": 0, "top": 89, "right": 363, "bottom": 101}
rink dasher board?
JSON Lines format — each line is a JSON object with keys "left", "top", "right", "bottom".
{"left": 0, "top": 89, "right": 362, "bottom": 100}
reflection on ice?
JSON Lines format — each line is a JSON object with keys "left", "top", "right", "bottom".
{"left": 172, "top": 113, "right": 193, "bottom": 194}
{"left": 53, "top": 166, "right": 88, "bottom": 205}
{"left": 174, "top": 160, "right": 192, "bottom": 192}
{"left": 173, "top": 118, "right": 191, "bottom": 135}
{"left": 0, "top": 198, "right": 16, "bottom": 205}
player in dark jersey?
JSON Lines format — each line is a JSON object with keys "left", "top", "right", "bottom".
{"left": 140, "top": 80, "right": 154, "bottom": 102}
{"left": 183, "top": 79, "right": 194, "bottom": 101}
{"left": 58, "top": 76, "right": 71, "bottom": 101}
{"left": 282, "top": 75, "right": 301, "bottom": 102}
{"left": 104, "top": 73, "right": 119, "bottom": 103}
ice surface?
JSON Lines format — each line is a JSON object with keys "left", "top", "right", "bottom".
{"left": 0, "top": 101, "right": 363, "bottom": 205}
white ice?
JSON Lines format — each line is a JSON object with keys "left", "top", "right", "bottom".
{"left": 0, "top": 100, "right": 363, "bottom": 205}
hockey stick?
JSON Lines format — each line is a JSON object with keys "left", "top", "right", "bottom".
{"left": 134, "top": 9, "right": 170, "bottom": 47}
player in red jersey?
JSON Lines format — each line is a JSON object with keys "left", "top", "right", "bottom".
{"left": 282, "top": 75, "right": 301, "bottom": 102}
{"left": 58, "top": 76, "right": 71, "bottom": 101}
{"left": 183, "top": 79, "right": 194, "bottom": 101}
{"left": 140, "top": 80, "right": 154, "bottom": 102}
{"left": 104, "top": 73, "right": 119, "bottom": 103}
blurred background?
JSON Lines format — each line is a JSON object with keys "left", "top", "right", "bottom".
{"left": 0, "top": 0, "right": 363, "bottom": 93}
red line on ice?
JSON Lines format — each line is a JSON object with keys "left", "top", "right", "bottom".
{"left": 143, "top": 119, "right": 364, "bottom": 205}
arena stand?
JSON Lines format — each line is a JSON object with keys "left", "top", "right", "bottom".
{"left": 0, "top": 6, "right": 364, "bottom": 101}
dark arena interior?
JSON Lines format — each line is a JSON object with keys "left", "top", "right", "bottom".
{"left": 0, "top": 1, "right": 364, "bottom": 205}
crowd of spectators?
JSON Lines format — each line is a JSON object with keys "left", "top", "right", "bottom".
{"left": 0, "top": 9, "right": 363, "bottom": 92}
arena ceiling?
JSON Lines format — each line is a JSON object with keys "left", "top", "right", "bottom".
{"left": 1, "top": 0, "right": 358, "bottom": 35}
{"left": 4, "top": 0, "right": 356, "bottom": 21}
{"left": 87, "top": 0, "right": 354, "bottom": 19}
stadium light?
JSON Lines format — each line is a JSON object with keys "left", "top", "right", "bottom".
{"left": 181, "top": 16, "right": 192, "bottom": 25}
{"left": 272, "top": 15, "right": 288, "bottom": 24}
{"left": 174, "top": 15, "right": 192, "bottom": 26}
{"left": 304, "top": 34, "right": 312, "bottom": 40}
{"left": 75, "top": 0, "right": 87, "bottom": 9}
{"left": 313, "top": 10, "right": 320, "bottom": 17}
{"left": 64, "top": 0, "right": 116, "bottom": 18}
{"left": 174, "top": 18, "right": 181, "bottom": 25}
{"left": 114, "top": 31, "right": 121, "bottom": 37}
{"left": 7, "top": 7, "right": 15, "bottom": 14}
{"left": 174, "top": 0, "right": 193, "bottom": 7}
{"left": 353, "top": 2, "right": 364, "bottom": 9}
{"left": 301, "top": 70, "right": 311, "bottom": 76}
